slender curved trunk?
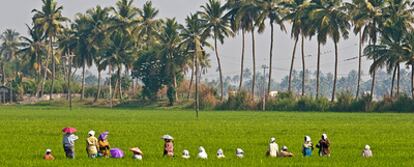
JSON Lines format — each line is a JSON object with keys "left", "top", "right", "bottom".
{"left": 390, "top": 65, "right": 397, "bottom": 98}
{"left": 1, "top": 62, "right": 4, "bottom": 85}
{"left": 251, "top": 29, "right": 256, "bottom": 97}
{"left": 109, "top": 64, "right": 113, "bottom": 108}
{"left": 68, "top": 56, "right": 72, "bottom": 110}
{"left": 316, "top": 41, "right": 321, "bottom": 99}
{"left": 238, "top": 30, "right": 246, "bottom": 92}
{"left": 356, "top": 33, "right": 362, "bottom": 99}
{"left": 81, "top": 61, "right": 86, "bottom": 100}
{"left": 370, "top": 40, "right": 377, "bottom": 100}
{"left": 49, "top": 37, "right": 55, "bottom": 101}
{"left": 288, "top": 37, "right": 299, "bottom": 93}
{"left": 195, "top": 50, "right": 199, "bottom": 118}
{"left": 301, "top": 34, "right": 305, "bottom": 96}
{"left": 94, "top": 70, "right": 102, "bottom": 103}
{"left": 396, "top": 63, "right": 400, "bottom": 96}
{"left": 331, "top": 42, "right": 339, "bottom": 102}
{"left": 187, "top": 66, "right": 194, "bottom": 100}
{"left": 118, "top": 66, "right": 123, "bottom": 100}
{"left": 214, "top": 37, "right": 224, "bottom": 101}
{"left": 41, "top": 57, "right": 49, "bottom": 98}
{"left": 267, "top": 23, "right": 274, "bottom": 100}
{"left": 411, "top": 64, "right": 414, "bottom": 98}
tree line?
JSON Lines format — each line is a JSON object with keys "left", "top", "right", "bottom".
{"left": 1, "top": 0, "right": 414, "bottom": 107}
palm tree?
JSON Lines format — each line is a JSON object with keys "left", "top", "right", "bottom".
{"left": 85, "top": 6, "right": 112, "bottom": 103}
{"left": 225, "top": 0, "right": 246, "bottom": 92}
{"left": 282, "top": 0, "right": 311, "bottom": 95}
{"left": 135, "top": 1, "right": 161, "bottom": 47}
{"left": 181, "top": 13, "right": 211, "bottom": 116}
{"left": 234, "top": 0, "right": 261, "bottom": 97}
{"left": 72, "top": 14, "right": 95, "bottom": 100}
{"left": 256, "top": 0, "right": 286, "bottom": 98}
{"left": 0, "top": 29, "right": 20, "bottom": 87}
{"left": 32, "top": 0, "right": 68, "bottom": 100}
{"left": 345, "top": 0, "right": 368, "bottom": 99}
{"left": 19, "top": 25, "right": 47, "bottom": 97}
{"left": 199, "top": 0, "right": 234, "bottom": 101}
{"left": 311, "top": 0, "right": 350, "bottom": 102}
{"left": 159, "top": 18, "right": 184, "bottom": 103}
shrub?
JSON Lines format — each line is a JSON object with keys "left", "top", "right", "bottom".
{"left": 218, "top": 90, "right": 256, "bottom": 110}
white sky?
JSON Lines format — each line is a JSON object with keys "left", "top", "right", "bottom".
{"left": 0, "top": 0, "right": 375, "bottom": 81}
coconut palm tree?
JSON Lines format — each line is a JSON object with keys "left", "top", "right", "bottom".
{"left": 0, "top": 29, "right": 20, "bottom": 87}
{"left": 84, "top": 6, "right": 112, "bottom": 102}
{"left": 71, "top": 14, "right": 95, "bottom": 100}
{"left": 234, "top": 0, "right": 261, "bottom": 97}
{"left": 282, "top": 0, "right": 312, "bottom": 95}
{"left": 19, "top": 25, "right": 47, "bottom": 97}
{"left": 32, "top": 0, "right": 68, "bottom": 100}
{"left": 135, "top": 1, "right": 161, "bottom": 47}
{"left": 159, "top": 18, "right": 184, "bottom": 103}
{"left": 199, "top": 0, "right": 234, "bottom": 101}
{"left": 311, "top": 0, "right": 350, "bottom": 102}
{"left": 256, "top": 0, "right": 286, "bottom": 98}
{"left": 181, "top": 13, "right": 211, "bottom": 116}
{"left": 225, "top": 0, "right": 247, "bottom": 92}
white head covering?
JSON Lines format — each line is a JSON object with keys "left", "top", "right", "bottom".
{"left": 133, "top": 154, "right": 143, "bottom": 160}
{"left": 270, "top": 137, "right": 276, "bottom": 143}
{"left": 217, "top": 148, "right": 225, "bottom": 158}
{"left": 282, "top": 146, "right": 288, "bottom": 151}
{"left": 46, "top": 149, "right": 52, "bottom": 153}
{"left": 198, "top": 146, "right": 208, "bottom": 159}
{"left": 236, "top": 148, "right": 244, "bottom": 158}
{"left": 182, "top": 150, "right": 190, "bottom": 159}
{"left": 305, "top": 136, "right": 311, "bottom": 142}
{"left": 161, "top": 134, "right": 174, "bottom": 140}
{"left": 365, "top": 145, "right": 371, "bottom": 150}
{"left": 88, "top": 130, "right": 95, "bottom": 136}
{"left": 322, "top": 133, "right": 328, "bottom": 140}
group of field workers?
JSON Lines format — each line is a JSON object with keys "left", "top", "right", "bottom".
{"left": 43, "top": 128, "right": 373, "bottom": 160}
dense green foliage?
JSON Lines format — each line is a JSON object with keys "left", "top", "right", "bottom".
{"left": 0, "top": 106, "right": 413, "bottom": 166}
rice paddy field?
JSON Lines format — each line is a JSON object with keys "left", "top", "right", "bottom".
{"left": 0, "top": 105, "right": 413, "bottom": 166}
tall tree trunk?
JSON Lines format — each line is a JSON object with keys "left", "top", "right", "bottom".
{"left": 94, "top": 70, "right": 102, "bottom": 103}
{"left": 251, "top": 29, "right": 256, "bottom": 97}
{"left": 41, "top": 58, "right": 49, "bottom": 98}
{"left": 356, "top": 33, "right": 362, "bottom": 99}
{"left": 187, "top": 67, "right": 194, "bottom": 100}
{"left": 391, "top": 65, "right": 397, "bottom": 98}
{"left": 411, "top": 64, "right": 414, "bottom": 98}
{"left": 173, "top": 73, "right": 178, "bottom": 101}
{"left": 1, "top": 62, "right": 4, "bottom": 85}
{"left": 195, "top": 51, "right": 199, "bottom": 118}
{"left": 81, "top": 61, "right": 86, "bottom": 100}
{"left": 68, "top": 56, "right": 72, "bottom": 110}
{"left": 331, "top": 42, "right": 339, "bottom": 102}
{"left": 214, "top": 37, "right": 224, "bottom": 101}
{"left": 238, "top": 29, "right": 246, "bottom": 92}
{"left": 267, "top": 23, "right": 274, "bottom": 100}
{"left": 316, "top": 41, "right": 321, "bottom": 99}
{"left": 288, "top": 37, "right": 299, "bottom": 93}
{"left": 109, "top": 64, "right": 113, "bottom": 108}
{"left": 301, "top": 34, "right": 305, "bottom": 96}
{"left": 49, "top": 37, "right": 55, "bottom": 101}
{"left": 396, "top": 63, "right": 400, "bottom": 96}
{"left": 370, "top": 40, "right": 377, "bottom": 100}
{"left": 118, "top": 67, "right": 123, "bottom": 100}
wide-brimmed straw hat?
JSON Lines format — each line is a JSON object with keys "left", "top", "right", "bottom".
{"left": 161, "top": 134, "right": 174, "bottom": 140}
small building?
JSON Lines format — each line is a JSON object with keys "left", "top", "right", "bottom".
{"left": 0, "top": 85, "right": 15, "bottom": 103}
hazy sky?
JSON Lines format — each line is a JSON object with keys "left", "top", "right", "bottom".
{"left": 0, "top": 0, "right": 373, "bottom": 81}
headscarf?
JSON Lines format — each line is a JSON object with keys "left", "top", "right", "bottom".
{"left": 198, "top": 146, "right": 208, "bottom": 159}
{"left": 282, "top": 146, "right": 288, "bottom": 151}
{"left": 322, "top": 133, "right": 328, "bottom": 140}
{"left": 217, "top": 148, "right": 225, "bottom": 158}
{"left": 365, "top": 145, "right": 370, "bottom": 150}
{"left": 305, "top": 136, "right": 311, "bottom": 142}
{"left": 270, "top": 137, "right": 276, "bottom": 143}
{"left": 99, "top": 131, "right": 109, "bottom": 140}
{"left": 236, "top": 148, "right": 244, "bottom": 158}
{"left": 182, "top": 150, "right": 190, "bottom": 159}
{"left": 88, "top": 130, "right": 95, "bottom": 136}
